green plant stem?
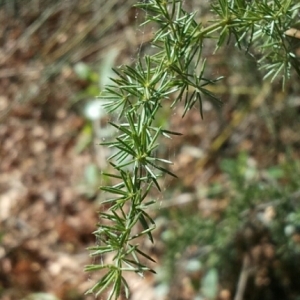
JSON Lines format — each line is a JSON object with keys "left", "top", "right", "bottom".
{"left": 85, "top": 1, "right": 300, "bottom": 299}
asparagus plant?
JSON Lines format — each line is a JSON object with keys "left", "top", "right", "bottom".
{"left": 85, "top": 0, "right": 300, "bottom": 298}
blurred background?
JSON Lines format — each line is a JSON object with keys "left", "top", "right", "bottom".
{"left": 0, "top": 1, "right": 300, "bottom": 300}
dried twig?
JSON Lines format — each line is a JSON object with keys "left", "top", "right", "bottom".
{"left": 0, "top": 3, "right": 62, "bottom": 63}
{"left": 234, "top": 255, "right": 254, "bottom": 300}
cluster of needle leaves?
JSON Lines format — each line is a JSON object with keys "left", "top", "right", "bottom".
{"left": 85, "top": 0, "right": 300, "bottom": 299}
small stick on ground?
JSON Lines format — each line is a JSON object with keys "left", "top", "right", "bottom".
{"left": 234, "top": 254, "right": 254, "bottom": 300}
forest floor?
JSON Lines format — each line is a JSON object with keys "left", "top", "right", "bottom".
{"left": 0, "top": 1, "right": 300, "bottom": 300}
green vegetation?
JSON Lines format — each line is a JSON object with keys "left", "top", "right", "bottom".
{"left": 160, "top": 153, "right": 300, "bottom": 298}
{"left": 84, "top": 0, "right": 300, "bottom": 299}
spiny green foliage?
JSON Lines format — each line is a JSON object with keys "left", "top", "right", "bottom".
{"left": 85, "top": 0, "right": 300, "bottom": 298}
{"left": 211, "top": 0, "right": 300, "bottom": 85}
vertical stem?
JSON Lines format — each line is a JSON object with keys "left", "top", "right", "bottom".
{"left": 234, "top": 254, "right": 254, "bottom": 300}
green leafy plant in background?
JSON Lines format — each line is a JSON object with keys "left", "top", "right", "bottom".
{"left": 84, "top": 0, "right": 300, "bottom": 299}
{"left": 159, "top": 153, "right": 300, "bottom": 299}
{"left": 72, "top": 53, "right": 119, "bottom": 198}
{"left": 73, "top": 54, "right": 118, "bottom": 153}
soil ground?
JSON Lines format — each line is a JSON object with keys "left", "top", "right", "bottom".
{"left": 0, "top": 1, "right": 300, "bottom": 300}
